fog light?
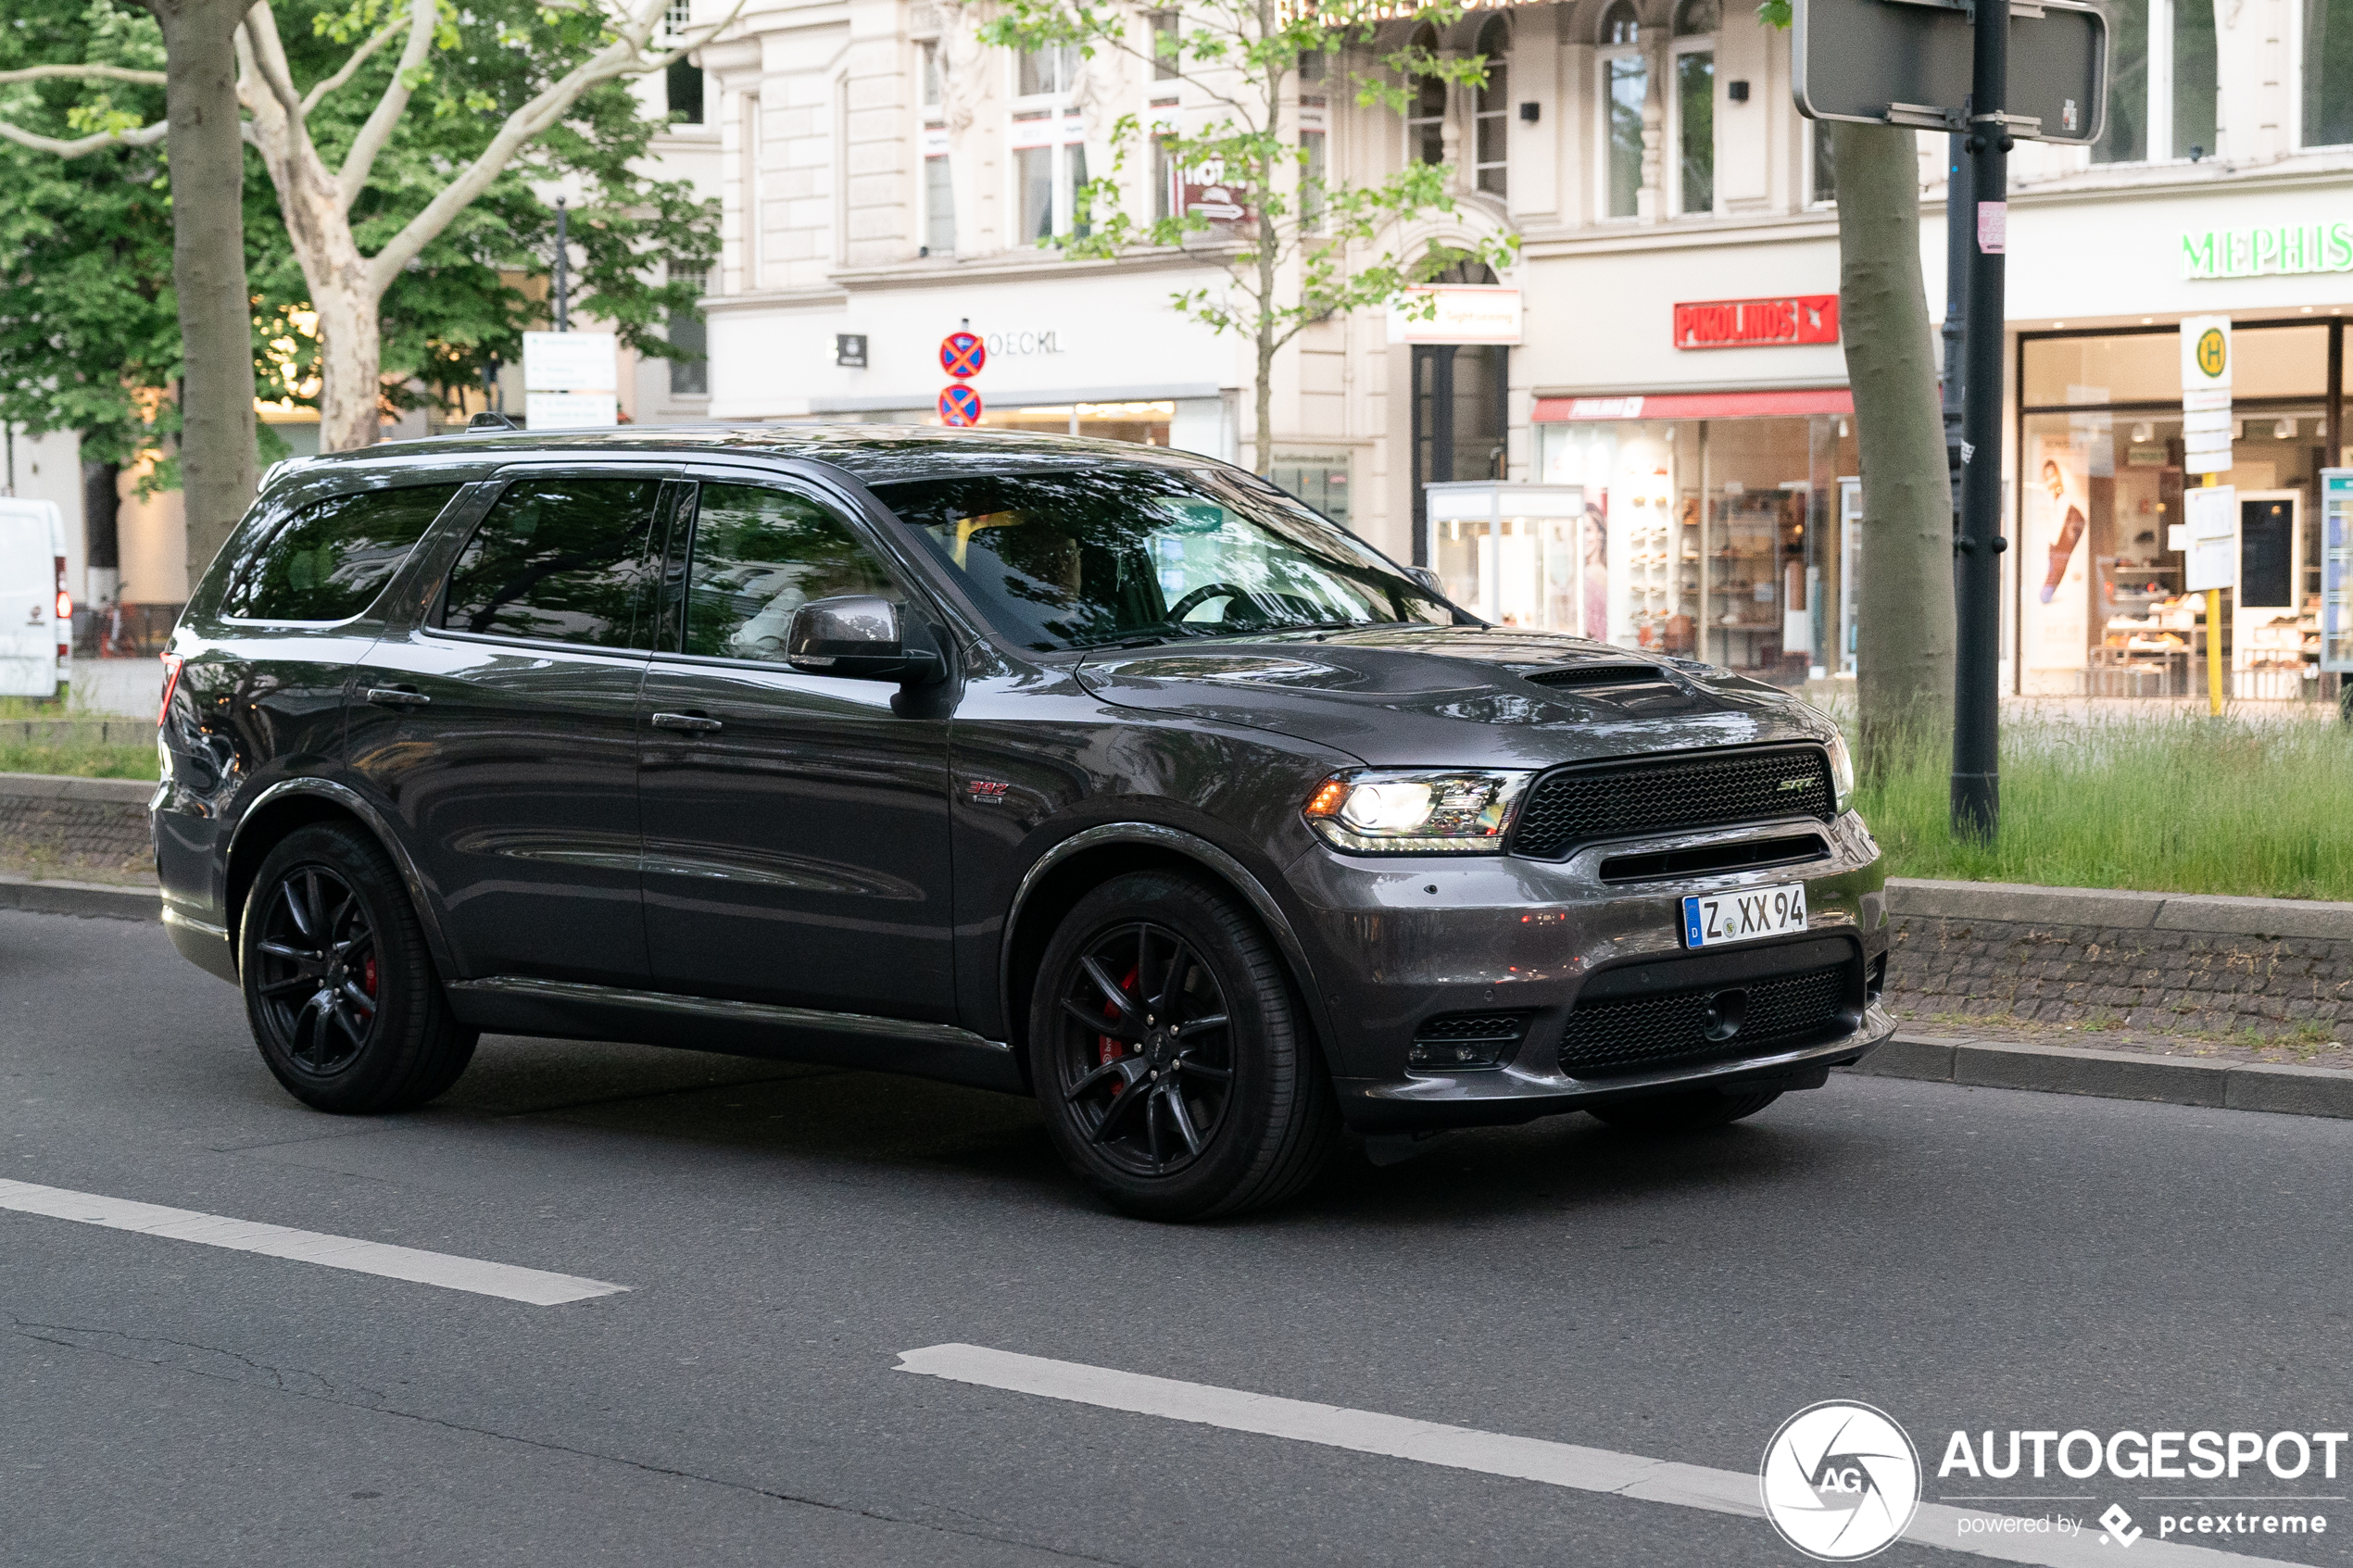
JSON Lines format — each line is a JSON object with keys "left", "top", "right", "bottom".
{"left": 1408, "top": 1011, "right": 1531, "bottom": 1071}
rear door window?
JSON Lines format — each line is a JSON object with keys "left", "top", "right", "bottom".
{"left": 440, "top": 477, "right": 664, "bottom": 648}
{"left": 222, "top": 483, "right": 463, "bottom": 622}
{"left": 678, "top": 483, "right": 900, "bottom": 662}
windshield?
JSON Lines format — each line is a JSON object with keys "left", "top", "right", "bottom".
{"left": 872, "top": 466, "right": 1455, "bottom": 651}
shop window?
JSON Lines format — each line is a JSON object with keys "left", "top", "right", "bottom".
{"left": 2307, "top": 0, "right": 2353, "bottom": 144}
{"left": 1673, "top": 0, "right": 1717, "bottom": 215}
{"left": 2024, "top": 325, "right": 2326, "bottom": 408}
{"left": 1272, "top": 453, "right": 1353, "bottom": 526}
{"left": 1473, "top": 17, "right": 1510, "bottom": 196}
{"left": 668, "top": 265, "right": 709, "bottom": 396}
{"left": 1411, "top": 339, "right": 1508, "bottom": 565}
{"left": 1600, "top": 3, "right": 1646, "bottom": 220}
{"left": 1405, "top": 23, "right": 1446, "bottom": 167}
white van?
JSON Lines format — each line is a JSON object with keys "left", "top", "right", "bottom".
{"left": 0, "top": 498, "right": 69, "bottom": 698}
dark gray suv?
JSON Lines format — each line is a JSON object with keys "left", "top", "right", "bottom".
{"left": 156, "top": 426, "right": 1892, "bottom": 1218}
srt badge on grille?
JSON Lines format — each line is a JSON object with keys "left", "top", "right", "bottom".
{"left": 1779, "top": 777, "right": 1813, "bottom": 791}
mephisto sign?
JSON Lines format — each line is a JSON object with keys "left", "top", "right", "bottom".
{"left": 1939, "top": 1427, "right": 2349, "bottom": 1480}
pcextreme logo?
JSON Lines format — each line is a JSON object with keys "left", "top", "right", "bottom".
{"left": 1760, "top": 1401, "right": 1923, "bottom": 1561}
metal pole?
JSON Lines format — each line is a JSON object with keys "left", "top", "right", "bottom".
{"left": 1942, "top": 129, "right": 1969, "bottom": 520}
{"left": 1952, "top": 5, "right": 2010, "bottom": 840}
{"left": 554, "top": 197, "right": 570, "bottom": 332}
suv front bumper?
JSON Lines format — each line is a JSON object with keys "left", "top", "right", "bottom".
{"left": 1282, "top": 810, "right": 1894, "bottom": 1132}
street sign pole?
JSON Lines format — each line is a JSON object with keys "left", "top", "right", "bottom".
{"left": 1951, "top": 5, "right": 2011, "bottom": 841}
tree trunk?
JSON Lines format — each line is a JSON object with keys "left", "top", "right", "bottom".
{"left": 1834, "top": 126, "right": 1954, "bottom": 773}
{"left": 145, "top": 0, "right": 258, "bottom": 598}
{"left": 311, "top": 281, "right": 384, "bottom": 453}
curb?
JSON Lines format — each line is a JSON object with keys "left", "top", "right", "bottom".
{"left": 0, "top": 771, "right": 157, "bottom": 806}
{"left": 1886, "top": 877, "right": 2353, "bottom": 941}
{"left": 0, "top": 873, "right": 162, "bottom": 922}
{"left": 1843, "top": 1032, "right": 2353, "bottom": 1119}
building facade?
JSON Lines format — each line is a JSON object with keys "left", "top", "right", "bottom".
{"left": 686, "top": 0, "right": 2353, "bottom": 697}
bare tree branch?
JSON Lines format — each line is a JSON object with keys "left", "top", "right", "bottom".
{"left": 301, "top": 18, "right": 403, "bottom": 115}
{"left": 0, "top": 117, "right": 170, "bottom": 157}
{"left": 336, "top": 0, "right": 438, "bottom": 210}
{"left": 365, "top": 0, "right": 745, "bottom": 291}
{"left": 0, "top": 64, "right": 170, "bottom": 87}
{"left": 238, "top": 7, "right": 308, "bottom": 128}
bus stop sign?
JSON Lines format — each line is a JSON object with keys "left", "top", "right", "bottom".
{"left": 1794, "top": 0, "right": 2108, "bottom": 143}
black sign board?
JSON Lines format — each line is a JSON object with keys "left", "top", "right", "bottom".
{"left": 1794, "top": 0, "right": 2108, "bottom": 144}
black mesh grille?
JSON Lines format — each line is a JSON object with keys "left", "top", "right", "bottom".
{"left": 1414, "top": 1011, "right": 1530, "bottom": 1042}
{"left": 1556, "top": 961, "right": 1852, "bottom": 1079}
{"left": 1511, "top": 746, "right": 1835, "bottom": 860}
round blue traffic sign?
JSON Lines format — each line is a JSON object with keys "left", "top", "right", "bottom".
{"left": 939, "top": 383, "right": 984, "bottom": 426}
{"left": 940, "top": 332, "right": 986, "bottom": 380}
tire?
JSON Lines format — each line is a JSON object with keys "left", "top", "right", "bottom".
{"left": 1029, "top": 870, "right": 1338, "bottom": 1221}
{"left": 1586, "top": 1085, "right": 1782, "bottom": 1133}
{"left": 239, "top": 822, "right": 477, "bottom": 1113}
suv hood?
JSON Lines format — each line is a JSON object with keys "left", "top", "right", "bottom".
{"left": 1073, "top": 626, "right": 1828, "bottom": 769}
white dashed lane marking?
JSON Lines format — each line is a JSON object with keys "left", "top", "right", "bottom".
{"left": 0, "top": 1179, "right": 628, "bottom": 1305}
{"left": 893, "top": 1345, "right": 2298, "bottom": 1568}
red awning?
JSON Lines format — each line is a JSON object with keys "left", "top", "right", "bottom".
{"left": 1531, "top": 388, "right": 1856, "bottom": 422}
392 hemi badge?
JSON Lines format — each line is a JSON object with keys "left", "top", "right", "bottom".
{"left": 966, "top": 779, "right": 1011, "bottom": 804}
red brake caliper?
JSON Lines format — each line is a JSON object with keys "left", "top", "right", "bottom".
{"left": 1099, "top": 963, "right": 1139, "bottom": 1083}
{"left": 360, "top": 953, "right": 378, "bottom": 1011}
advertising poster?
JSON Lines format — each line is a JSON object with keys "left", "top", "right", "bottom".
{"left": 2023, "top": 435, "right": 2091, "bottom": 682}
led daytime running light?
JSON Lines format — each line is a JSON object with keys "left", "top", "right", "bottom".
{"left": 1302, "top": 769, "right": 1533, "bottom": 854}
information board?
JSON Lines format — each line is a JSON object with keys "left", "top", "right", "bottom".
{"left": 2321, "top": 470, "right": 2353, "bottom": 672}
{"left": 2183, "top": 484, "right": 2237, "bottom": 593}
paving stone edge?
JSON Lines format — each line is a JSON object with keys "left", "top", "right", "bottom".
{"left": 0, "top": 873, "right": 161, "bottom": 922}
{"left": 1842, "top": 1032, "right": 2353, "bottom": 1119}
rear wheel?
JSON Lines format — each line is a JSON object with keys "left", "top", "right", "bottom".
{"left": 240, "top": 823, "right": 476, "bottom": 1113}
{"left": 1030, "top": 871, "right": 1337, "bottom": 1221}
{"left": 1586, "top": 1086, "right": 1782, "bottom": 1133}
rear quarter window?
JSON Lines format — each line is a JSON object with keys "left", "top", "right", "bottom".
{"left": 221, "top": 483, "right": 464, "bottom": 622}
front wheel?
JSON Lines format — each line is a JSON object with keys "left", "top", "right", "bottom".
{"left": 240, "top": 823, "right": 477, "bottom": 1114}
{"left": 1586, "top": 1085, "right": 1782, "bottom": 1133}
{"left": 1030, "top": 871, "right": 1337, "bottom": 1221}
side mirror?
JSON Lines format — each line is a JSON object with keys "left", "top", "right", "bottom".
{"left": 787, "top": 594, "right": 945, "bottom": 684}
{"left": 1403, "top": 566, "right": 1443, "bottom": 596}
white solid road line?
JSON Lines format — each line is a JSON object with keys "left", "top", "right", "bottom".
{"left": 895, "top": 1344, "right": 2299, "bottom": 1568}
{"left": 0, "top": 1179, "right": 627, "bottom": 1306}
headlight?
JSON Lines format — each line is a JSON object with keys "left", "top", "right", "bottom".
{"left": 1302, "top": 769, "right": 1533, "bottom": 853}
{"left": 1826, "top": 731, "right": 1856, "bottom": 816}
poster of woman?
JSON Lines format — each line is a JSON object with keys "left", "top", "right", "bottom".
{"left": 2022, "top": 436, "right": 2092, "bottom": 687}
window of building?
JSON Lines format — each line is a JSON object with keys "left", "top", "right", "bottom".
{"left": 1473, "top": 17, "right": 1509, "bottom": 196}
{"left": 662, "top": 0, "right": 702, "bottom": 124}
{"left": 1600, "top": 2, "right": 1646, "bottom": 219}
{"left": 925, "top": 153, "right": 956, "bottom": 254}
{"left": 2307, "top": 0, "right": 2353, "bottom": 144}
{"left": 922, "top": 41, "right": 942, "bottom": 112}
{"left": 1673, "top": 0, "right": 1716, "bottom": 214}
{"left": 668, "top": 265, "right": 709, "bottom": 395}
{"left": 1013, "top": 46, "right": 1087, "bottom": 241}
{"left": 1151, "top": 12, "right": 1180, "bottom": 80}
{"left": 441, "top": 479, "right": 664, "bottom": 648}
{"left": 1405, "top": 23, "right": 1446, "bottom": 166}
{"left": 1152, "top": 134, "right": 1177, "bottom": 222}
{"left": 1808, "top": 121, "right": 1836, "bottom": 206}
{"left": 2090, "top": 0, "right": 2219, "bottom": 161}
{"left": 1300, "top": 128, "right": 1327, "bottom": 229}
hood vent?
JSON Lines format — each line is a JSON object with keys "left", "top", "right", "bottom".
{"left": 1520, "top": 663, "right": 1670, "bottom": 689}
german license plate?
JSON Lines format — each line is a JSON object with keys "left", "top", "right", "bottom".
{"left": 1681, "top": 884, "right": 1808, "bottom": 948}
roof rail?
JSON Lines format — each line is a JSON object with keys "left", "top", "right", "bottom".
{"left": 466, "top": 411, "right": 522, "bottom": 433}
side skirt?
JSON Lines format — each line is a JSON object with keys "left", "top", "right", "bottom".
{"left": 444, "top": 976, "right": 1027, "bottom": 1095}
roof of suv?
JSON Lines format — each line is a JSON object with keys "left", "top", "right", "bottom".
{"left": 268, "top": 423, "right": 1223, "bottom": 493}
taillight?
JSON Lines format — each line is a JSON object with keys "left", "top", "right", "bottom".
{"left": 56, "top": 589, "right": 72, "bottom": 621}
{"left": 158, "top": 652, "right": 183, "bottom": 728}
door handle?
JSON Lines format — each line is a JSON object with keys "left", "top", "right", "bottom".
{"left": 364, "top": 687, "right": 431, "bottom": 708}
{"left": 649, "top": 710, "right": 724, "bottom": 733}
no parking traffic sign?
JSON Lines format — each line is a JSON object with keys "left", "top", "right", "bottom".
{"left": 939, "top": 383, "right": 984, "bottom": 426}
{"left": 940, "top": 332, "right": 986, "bottom": 380}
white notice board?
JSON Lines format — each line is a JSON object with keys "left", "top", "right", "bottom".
{"left": 522, "top": 332, "right": 617, "bottom": 393}
{"left": 2183, "top": 483, "right": 2237, "bottom": 593}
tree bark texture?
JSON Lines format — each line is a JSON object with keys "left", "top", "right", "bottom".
{"left": 1833, "top": 125, "right": 1955, "bottom": 771}
{"left": 145, "top": 0, "right": 258, "bottom": 596}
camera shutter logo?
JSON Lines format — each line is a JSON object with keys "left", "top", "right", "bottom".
{"left": 1759, "top": 1401, "right": 1922, "bottom": 1561}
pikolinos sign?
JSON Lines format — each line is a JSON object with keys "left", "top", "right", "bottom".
{"left": 1673, "top": 295, "right": 1841, "bottom": 349}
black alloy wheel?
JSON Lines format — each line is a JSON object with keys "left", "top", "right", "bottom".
{"left": 241, "top": 823, "right": 478, "bottom": 1114}
{"left": 1054, "top": 921, "right": 1237, "bottom": 1177}
{"left": 1030, "top": 870, "right": 1338, "bottom": 1220}
{"left": 250, "top": 864, "right": 380, "bottom": 1077}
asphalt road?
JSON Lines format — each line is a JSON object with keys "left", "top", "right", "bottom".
{"left": 6, "top": 905, "right": 2352, "bottom": 1567}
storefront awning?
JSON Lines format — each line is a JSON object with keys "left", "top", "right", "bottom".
{"left": 1531, "top": 389, "right": 1856, "bottom": 422}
